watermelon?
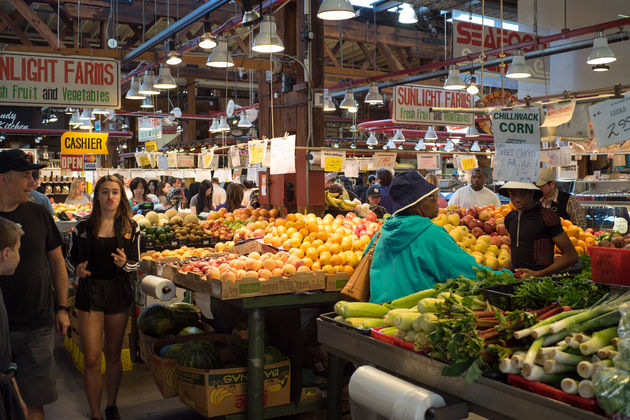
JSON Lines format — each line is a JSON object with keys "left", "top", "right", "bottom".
{"left": 176, "top": 340, "right": 220, "bottom": 370}
{"left": 169, "top": 302, "right": 199, "bottom": 331}
{"left": 231, "top": 322, "right": 248, "bottom": 349}
{"left": 159, "top": 343, "right": 184, "bottom": 359}
{"left": 264, "top": 346, "right": 287, "bottom": 364}
{"left": 178, "top": 326, "right": 203, "bottom": 336}
{"left": 138, "top": 304, "right": 174, "bottom": 337}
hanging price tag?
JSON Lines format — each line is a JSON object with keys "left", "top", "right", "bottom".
{"left": 460, "top": 157, "right": 477, "bottom": 170}
{"left": 145, "top": 141, "right": 158, "bottom": 152}
{"left": 248, "top": 140, "right": 267, "bottom": 165}
{"left": 322, "top": 152, "right": 344, "bottom": 171}
{"left": 575, "top": 154, "right": 582, "bottom": 160}
{"left": 590, "top": 154, "right": 598, "bottom": 161}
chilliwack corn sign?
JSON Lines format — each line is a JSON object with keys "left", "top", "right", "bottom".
{"left": 0, "top": 52, "right": 120, "bottom": 108}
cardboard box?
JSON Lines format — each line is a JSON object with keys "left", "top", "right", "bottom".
{"left": 177, "top": 359, "right": 291, "bottom": 417}
{"left": 210, "top": 270, "right": 325, "bottom": 300}
{"left": 233, "top": 239, "right": 280, "bottom": 256}
{"left": 325, "top": 272, "right": 350, "bottom": 291}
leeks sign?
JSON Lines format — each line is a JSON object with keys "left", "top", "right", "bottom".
{"left": 0, "top": 51, "right": 120, "bottom": 108}
{"left": 392, "top": 84, "right": 474, "bottom": 126}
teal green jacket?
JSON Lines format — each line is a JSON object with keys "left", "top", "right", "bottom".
{"left": 368, "top": 215, "right": 504, "bottom": 304}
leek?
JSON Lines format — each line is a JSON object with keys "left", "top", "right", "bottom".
{"left": 522, "top": 338, "right": 545, "bottom": 371}
{"left": 499, "top": 358, "right": 520, "bottom": 374}
{"left": 394, "top": 312, "right": 420, "bottom": 331}
{"left": 390, "top": 289, "right": 437, "bottom": 309}
{"left": 561, "top": 378, "right": 579, "bottom": 394}
{"left": 511, "top": 353, "right": 526, "bottom": 369}
{"left": 549, "top": 349, "right": 589, "bottom": 365}
{"left": 548, "top": 297, "right": 629, "bottom": 334}
{"left": 577, "top": 359, "right": 613, "bottom": 378}
{"left": 543, "top": 330, "right": 571, "bottom": 346}
{"left": 596, "top": 345, "right": 616, "bottom": 359}
{"left": 544, "top": 360, "right": 578, "bottom": 374}
{"left": 566, "top": 336, "right": 580, "bottom": 349}
{"left": 521, "top": 364, "right": 564, "bottom": 384}
{"left": 574, "top": 333, "right": 591, "bottom": 343}
{"left": 578, "top": 380, "right": 595, "bottom": 399}
{"left": 514, "top": 310, "right": 582, "bottom": 340}
{"left": 579, "top": 327, "right": 618, "bottom": 355}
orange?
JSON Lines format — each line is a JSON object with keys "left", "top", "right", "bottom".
{"left": 316, "top": 231, "right": 328, "bottom": 241}
{"left": 585, "top": 237, "right": 597, "bottom": 246}
{"left": 291, "top": 232, "right": 303, "bottom": 243}
{"left": 282, "top": 240, "right": 292, "bottom": 251}
{"left": 316, "top": 244, "right": 329, "bottom": 256}
{"left": 322, "top": 264, "right": 336, "bottom": 274}
{"left": 290, "top": 248, "right": 305, "bottom": 258}
{"left": 346, "top": 251, "right": 360, "bottom": 267}
{"left": 300, "top": 241, "right": 312, "bottom": 253}
{"left": 330, "top": 254, "right": 342, "bottom": 266}
{"left": 305, "top": 247, "right": 318, "bottom": 260}
{"left": 302, "top": 257, "right": 314, "bottom": 268}
{"left": 312, "top": 239, "right": 324, "bottom": 248}
{"left": 577, "top": 240, "right": 586, "bottom": 250}
{"left": 575, "top": 246, "right": 585, "bottom": 256}
{"left": 276, "top": 225, "right": 287, "bottom": 235}
{"left": 569, "top": 237, "right": 578, "bottom": 246}
{"left": 286, "top": 227, "right": 298, "bottom": 236}
{"left": 306, "top": 221, "right": 319, "bottom": 233}
{"left": 319, "top": 252, "right": 332, "bottom": 266}
{"left": 567, "top": 226, "right": 581, "bottom": 238}
{"left": 299, "top": 228, "right": 309, "bottom": 238}
{"left": 333, "top": 265, "right": 344, "bottom": 273}
{"left": 270, "top": 237, "right": 282, "bottom": 248}
{"left": 330, "top": 233, "right": 343, "bottom": 244}
{"left": 328, "top": 243, "right": 342, "bottom": 255}
{"left": 285, "top": 221, "right": 295, "bottom": 229}
{"left": 578, "top": 232, "right": 589, "bottom": 241}
{"left": 311, "top": 261, "right": 321, "bottom": 271}
{"left": 286, "top": 213, "right": 297, "bottom": 222}
{"left": 340, "top": 237, "right": 353, "bottom": 251}
{"left": 279, "top": 233, "right": 288, "bottom": 242}
{"left": 342, "top": 265, "right": 354, "bottom": 275}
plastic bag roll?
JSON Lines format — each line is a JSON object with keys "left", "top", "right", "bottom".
{"left": 349, "top": 366, "right": 446, "bottom": 420}
{"left": 195, "top": 293, "right": 214, "bottom": 319}
{"left": 140, "top": 275, "right": 176, "bottom": 301}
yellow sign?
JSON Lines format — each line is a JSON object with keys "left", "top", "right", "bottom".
{"left": 138, "top": 155, "right": 151, "bottom": 167}
{"left": 324, "top": 157, "right": 343, "bottom": 172}
{"left": 250, "top": 146, "right": 265, "bottom": 164}
{"left": 461, "top": 157, "right": 477, "bottom": 170}
{"left": 145, "top": 141, "right": 158, "bottom": 152}
{"left": 61, "top": 132, "right": 109, "bottom": 155}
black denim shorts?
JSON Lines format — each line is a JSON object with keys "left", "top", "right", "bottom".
{"left": 76, "top": 277, "right": 133, "bottom": 315}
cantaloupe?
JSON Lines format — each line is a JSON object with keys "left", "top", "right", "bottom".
{"left": 184, "top": 214, "right": 199, "bottom": 225}
{"left": 137, "top": 218, "right": 151, "bottom": 228}
{"left": 165, "top": 209, "right": 178, "bottom": 219}
{"left": 145, "top": 211, "right": 160, "bottom": 225}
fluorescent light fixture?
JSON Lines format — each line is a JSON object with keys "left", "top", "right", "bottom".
{"left": 323, "top": 89, "right": 336, "bottom": 111}
{"left": 317, "top": 0, "right": 355, "bottom": 21}
{"left": 592, "top": 64, "right": 610, "bottom": 72}
{"left": 444, "top": 66, "right": 466, "bottom": 90}
{"left": 252, "top": 15, "right": 284, "bottom": 53}
{"left": 587, "top": 32, "right": 616, "bottom": 65}
{"left": 398, "top": 3, "right": 417, "bottom": 24}
{"left": 140, "top": 96, "right": 153, "bottom": 108}
{"left": 125, "top": 76, "right": 145, "bottom": 100}
{"left": 206, "top": 38, "right": 234, "bottom": 68}
{"left": 199, "top": 33, "right": 217, "bottom": 49}
{"left": 139, "top": 71, "right": 160, "bottom": 95}
{"left": 237, "top": 112, "right": 252, "bottom": 128}
{"left": 154, "top": 65, "right": 177, "bottom": 89}
{"left": 415, "top": 139, "right": 426, "bottom": 150}
{"left": 364, "top": 82, "right": 384, "bottom": 105}
{"left": 506, "top": 49, "right": 532, "bottom": 79}
{"left": 339, "top": 89, "right": 358, "bottom": 112}
{"left": 48, "top": 113, "right": 58, "bottom": 122}
{"left": 217, "top": 115, "right": 230, "bottom": 132}
{"left": 165, "top": 50, "right": 182, "bottom": 65}
{"left": 470, "top": 140, "right": 481, "bottom": 152}
{"left": 424, "top": 126, "right": 438, "bottom": 140}
{"left": 466, "top": 126, "right": 480, "bottom": 137}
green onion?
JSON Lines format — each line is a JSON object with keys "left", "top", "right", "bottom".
{"left": 561, "top": 378, "right": 579, "bottom": 394}
{"left": 521, "top": 364, "right": 564, "bottom": 384}
{"left": 514, "top": 310, "right": 582, "bottom": 340}
{"left": 544, "top": 360, "right": 577, "bottom": 374}
{"left": 499, "top": 358, "right": 520, "bottom": 374}
{"left": 579, "top": 327, "right": 618, "bottom": 355}
{"left": 596, "top": 345, "right": 616, "bottom": 359}
{"left": 522, "top": 338, "right": 545, "bottom": 371}
{"left": 578, "top": 380, "right": 595, "bottom": 398}
{"left": 549, "top": 349, "right": 589, "bottom": 365}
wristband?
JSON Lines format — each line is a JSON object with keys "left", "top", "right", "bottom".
{"left": 56, "top": 305, "right": 70, "bottom": 313}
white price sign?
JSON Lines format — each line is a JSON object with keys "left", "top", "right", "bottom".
{"left": 491, "top": 108, "right": 541, "bottom": 145}
{"left": 493, "top": 143, "right": 540, "bottom": 182}
{"left": 416, "top": 154, "right": 439, "bottom": 170}
{"left": 589, "top": 97, "right": 630, "bottom": 147}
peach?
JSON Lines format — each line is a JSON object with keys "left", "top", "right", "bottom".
{"left": 218, "top": 263, "right": 230, "bottom": 272}
{"left": 226, "top": 254, "right": 237, "bottom": 261}
{"left": 205, "top": 266, "right": 221, "bottom": 280}
{"left": 245, "top": 258, "right": 261, "bottom": 271}
{"left": 230, "top": 260, "right": 245, "bottom": 270}
{"left": 275, "top": 259, "right": 285, "bottom": 269}
{"left": 262, "top": 258, "right": 277, "bottom": 271}
{"left": 220, "top": 270, "right": 236, "bottom": 282}
{"left": 244, "top": 270, "right": 259, "bottom": 278}
{"left": 271, "top": 268, "right": 283, "bottom": 277}
{"left": 258, "top": 269, "right": 272, "bottom": 280}
{"left": 236, "top": 269, "right": 247, "bottom": 280}
{"left": 297, "top": 265, "right": 310, "bottom": 273}
{"left": 276, "top": 252, "right": 289, "bottom": 263}
{"left": 248, "top": 251, "right": 261, "bottom": 260}
{"left": 282, "top": 264, "right": 297, "bottom": 277}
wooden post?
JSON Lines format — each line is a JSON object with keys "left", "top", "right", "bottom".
{"left": 185, "top": 78, "right": 196, "bottom": 145}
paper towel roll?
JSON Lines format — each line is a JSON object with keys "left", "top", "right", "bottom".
{"left": 141, "top": 275, "right": 176, "bottom": 301}
{"left": 195, "top": 293, "right": 214, "bottom": 319}
{"left": 349, "top": 366, "right": 445, "bottom": 420}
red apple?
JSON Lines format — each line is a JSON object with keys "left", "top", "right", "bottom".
{"left": 469, "top": 219, "right": 483, "bottom": 230}
{"left": 462, "top": 215, "right": 474, "bottom": 227}
{"left": 483, "top": 220, "right": 496, "bottom": 234}
{"left": 490, "top": 236, "right": 502, "bottom": 246}
{"left": 365, "top": 212, "right": 377, "bottom": 222}
{"left": 496, "top": 224, "right": 509, "bottom": 236}
{"left": 471, "top": 227, "right": 484, "bottom": 238}
{"left": 466, "top": 208, "right": 479, "bottom": 218}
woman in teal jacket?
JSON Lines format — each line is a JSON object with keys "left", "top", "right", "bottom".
{"left": 369, "top": 171, "right": 506, "bottom": 304}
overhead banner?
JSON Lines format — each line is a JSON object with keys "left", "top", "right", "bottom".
{"left": 61, "top": 132, "right": 109, "bottom": 155}
{"left": 589, "top": 97, "right": 630, "bottom": 147}
{"left": 491, "top": 108, "right": 541, "bottom": 144}
{"left": 453, "top": 20, "right": 549, "bottom": 83}
{"left": 0, "top": 52, "right": 120, "bottom": 108}
{"left": 392, "top": 84, "right": 474, "bottom": 126}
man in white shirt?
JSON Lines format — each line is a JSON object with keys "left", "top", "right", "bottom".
{"left": 212, "top": 178, "right": 227, "bottom": 209}
{"left": 448, "top": 168, "right": 501, "bottom": 209}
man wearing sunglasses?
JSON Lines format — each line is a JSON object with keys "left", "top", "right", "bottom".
{"left": 0, "top": 149, "right": 69, "bottom": 420}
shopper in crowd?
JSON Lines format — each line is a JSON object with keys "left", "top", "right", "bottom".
{"left": 424, "top": 173, "right": 448, "bottom": 209}
{"left": 360, "top": 174, "right": 377, "bottom": 202}
{"left": 365, "top": 185, "right": 388, "bottom": 219}
{"left": 190, "top": 180, "right": 215, "bottom": 215}
{"left": 499, "top": 182, "right": 578, "bottom": 278}
{"left": 241, "top": 180, "right": 256, "bottom": 207}
{"left": 339, "top": 177, "right": 358, "bottom": 200}
{"left": 27, "top": 170, "right": 54, "bottom": 216}
{"left": 156, "top": 182, "right": 170, "bottom": 206}
{"left": 129, "top": 177, "right": 158, "bottom": 210}
{"left": 147, "top": 179, "right": 159, "bottom": 197}
{"left": 65, "top": 177, "right": 91, "bottom": 206}
{"left": 448, "top": 168, "right": 501, "bottom": 209}
{"left": 217, "top": 183, "right": 245, "bottom": 213}
{"left": 325, "top": 173, "right": 353, "bottom": 201}
{"left": 211, "top": 178, "right": 227, "bottom": 209}
{"left": 354, "top": 177, "right": 367, "bottom": 203}
{"left": 375, "top": 168, "right": 394, "bottom": 213}
{"left": 183, "top": 182, "right": 200, "bottom": 210}
{"left": 68, "top": 175, "right": 140, "bottom": 420}
{"left": 536, "top": 167, "right": 587, "bottom": 229}
{"left": 369, "top": 170, "right": 506, "bottom": 303}
{"left": 122, "top": 176, "right": 133, "bottom": 200}
{"left": 0, "top": 217, "right": 27, "bottom": 420}
{"left": 0, "top": 149, "right": 69, "bottom": 420}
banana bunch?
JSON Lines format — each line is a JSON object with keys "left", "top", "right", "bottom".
{"left": 325, "top": 191, "right": 342, "bottom": 208}
{"left": 210, "top": 387, "right": 233, "bottom": 406}
{"left": 340, "top": 198, "right": 359, "bottom": 211}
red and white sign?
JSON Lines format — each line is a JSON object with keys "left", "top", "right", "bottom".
{"left": 0, "top": 52, "right": 120, "bottom": 108}
{"left": 453, "top": 21, "right": 549, "bottom": 82}
{"left": 541, "top": 99, "right": 576, "bottom": 127}
{"left": 60, "top": 154, "right": 83, "bottom": 171}
{"left": 392, "top": 84, "right": 474, "bottom": 126}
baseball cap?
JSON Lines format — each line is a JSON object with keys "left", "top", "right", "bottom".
{"left": 367, "top": 185, "right": 381, "bottom": 197}
{"left": 535, "top": 167, "right": 556, "bottom": 187}
{"left": 0, "top": 149, "right": 46, "bottom": 173}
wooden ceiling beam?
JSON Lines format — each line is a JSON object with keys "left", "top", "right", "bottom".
{"left": 376, "top": 42, "right": 403, "bottom": 72}
{"left": 233, "top": 34, "right": 249, "bottom": 55}
{"left": 323, "top": 41, "right": 339, "bottom": 67}
{"left": 395, "top": 47, "right": 411, "bottom": 68}
{"left": 357, "top": 42, "right": 378, "bottom": 71}
{"left": 0, "top": 7, "right": 32, "bottom": 46}
{"left": 8, "top": 0, "right": 58, "bottom": 47}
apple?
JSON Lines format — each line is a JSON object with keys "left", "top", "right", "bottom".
{"left": 494, "top": 217, "right": 505, "bottom": 226}
{"left": 471, "top": 227, "right": 484, "bottom": 238}
{"left": 466, "top": 208, "right": 479, "bottom": 218}
{"left": 496, "top": 224, "right": 509, "bottom": 236}
{"left": 469, "top": 219, "right": 483, "bottom": 230}
{"left": 483, "top": 220, "right": 496, "bottom": 234}
{"left": 462, "top": 215, "right": 474, "bottom": 226}
{"left": 479, "top": 211, "right": 491, "bottom": 222}
{"left": 490, "top": 236, "right": 502, "bottom": 247}
{"left": 365, "top": 211, "right": 377, "bottom": 222}
{"left": 447, "top": 213, "right": 461, "bottom": 226}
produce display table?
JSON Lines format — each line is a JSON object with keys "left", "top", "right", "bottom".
{"left": 317, "top": 317, "right": 606, "bottom": 420}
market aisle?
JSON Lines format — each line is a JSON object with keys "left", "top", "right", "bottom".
{"left": 47, "top": 336, "right": 204, "bottom": 419}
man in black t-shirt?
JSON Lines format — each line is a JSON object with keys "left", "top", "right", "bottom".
{"left": 0, "top": 149, "right": 69, "bottom": 420}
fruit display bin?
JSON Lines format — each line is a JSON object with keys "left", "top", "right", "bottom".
{"left": 319, "top": 312, "right": 373, "bottom": 335}
{"left": 587, "top": 246, "right": 630, "bottom": 285}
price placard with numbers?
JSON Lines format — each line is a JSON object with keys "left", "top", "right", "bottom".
{"left": 493, "top": 143, "right": 540, "bottom": 182}
{"left": 322, "top": 151, "right": 345, "bottom": 172}
{"left": 589, "top": 96, "right": 630, "bottom": 147}
{"left": 417, "top": 154, "right": 439, "bottom": 170}
{"left": 373, "top": 152, "right": 397, "bottom": 169}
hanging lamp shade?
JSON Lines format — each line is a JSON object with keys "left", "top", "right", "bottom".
{"left": 317, "top": 0, "right": 355, "bottom": 21}
{"left": 139, "top": 71, "right": 160, "bottom": 95}
{"left": 339, "top": 89, "right": 357, "bottom": 113}
{"left": 398, "top": 3, "right": 417, "bottom": 24}
{"left": 466, "top": 126, "right": 480, "bottom": 137}
{"left": 384, "top": 137, "right": 396, "bottom": 149}
{"left": 587, "top": 32, "right": 616, "bottom": 65}
{"left": 165, "top": 50, "right": 182, "bottom": 66}
{"left": 198, "top": 32, "right": 218, "bottom": 50}
{"left": 392, "top": 129, "right": 405, "bottom": 143}
{"left": 444, "top": 139, "right": 455, "bottom": 152}
{"left": 506, "top": 50, "right": 532, "bottom": 79}
{"left": 206, "top": 39, "right": 234, "bottom": 68}
{"left": 424, "top": 126, "right": 438, "bottom": 140}
{"left": 364, "top": 83, "right": 384, "bottom": 105}
{"left": 126, "top": 76, "right": 145, "bottom": 100}
{"left": 237, "top": 112, "right": 252, "bottom": 128}
{"left": 470, "top": 140, "right": 481, "bottom": 152}
{"left": 69, "top": 111, "right": 81, "bottom": 127}
{"left": 140, "top": 96, "right": 153, "bottom": 108}
{"left": 217, "top": 115, "right": 230, "bottom": 132}
{"left": 592, "top": 64, "right": 610, "bottom": 72}
{"left": 79, "top": 108, "right": 92, "bottom": 121}
{"left": 323, "top": 89, "right": 336, "bottom": 111}
{"left": 415, "top": 139, "right": 426, "bottom": 150}
{"left": 154, "top": 65, "right": 177, "bottom": 89}
{"left": 443, "top": 66, "right": 466, "bottom": 90}
{"left": 64, "top": 107, "right": 75, "bottom": 114}
{"left": 242, "top": 9, "right": 261, "bottom": 26}
{"left": 48, "top": 113, "right": 58, "bottom": 122}
{"left": 366, "top": 131, "right": 378, "bottom": 146}
{"left": 209, "top": 118, "right": 219, "bottom": 133}
{"left": 466, "top": 80, "right": 479, "bottom": 95}
{"left": 252, "top": 15, "right": 284, "bottom": 53}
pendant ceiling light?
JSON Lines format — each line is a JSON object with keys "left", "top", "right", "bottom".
{"left": 139, "top": 71, "right": 160, "bottom": 95}
{"left": 466, "top": 126, "right": 480, "bottom": 137}
{"left": 364, "top": 83, "right": 384, "bottom": 105}
{"left": 48, "top": 113, "right": 58, "bottom": 122}
{"left": 587, "top": 32, "right": 616, "bottom": 65}
{"left": 165, "top": 50, "right": 182, "bottom": 66}
{"left": 366, "top": 131, "right": 378, "bottom": 147}
{"left": 443, "top": 66, "right": 466, "bottom": 90}
{"left": 199, "top": 32, "right": 217, "bottom": 50}
{"left": 384, "top": 137, "right": 397, "bottom": 149}
{"left": 415, "top": 139, "right": 426, "bottom": 150}
{"left": 444, "top": 139, "right": 455, "bottom": 152}
{"left": 339, "top": 89, "right": 358, "bottom": 113}
{"left": 398, "top": 3, "right": 417, "bottom": 24}
{"left": 79, "top": 119, "right": 91, "bottom": 130}
{"left": 217, "top": 115, "right": 230, "bottom": 132}
{"left": 252, "top": 15, "right": 284, "bottom": 53}
{"left": 237, "top": 112, "right": 252, "bottom": 128}
{"left": 392, "top": 128, "right": 405, "bottom": 143}
{"left": 323, "top": 89, "right": 336, "bottom": 111}
{"left": 470, "top": 140, "right": 481, "bottom": 152}
{"left": 79, "top": 108, "right": 92, "bottom": 121}
{"left": 506, "top": 49, "right": 532, "bottom": 79}
{"left": 424, "top": 126, "right": 438, "bottom": 140}
{"left": 64, "top": 108, "right": 75, "bottom": 114}
{"left": 141, "top": 96, "right": 153, "bottom": 108}
{"left": 206, "top": 38, "right": 234, "bottom": 68}
{"left": 69, "top": 111, "right": 81, "bottom": 127}
{"left": 125, "top": 76, "right": 145, "bottom": 100}
{"left": 154, "top": 65, "right": 177, "bottom": 89}
{"left": 242, "top": 9, "right": 261, "bottom": 26}
{"left": 466, "top": 74, "right": 479, "bottom": 95}
{"left": 317, "top": 0, "right": 355, "bottom": 21}
{"left": 209, "top": 118, "right": 219, "bottom": 133}
{"left": 592, "top": 64, "right": 610, "bottom": 72}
